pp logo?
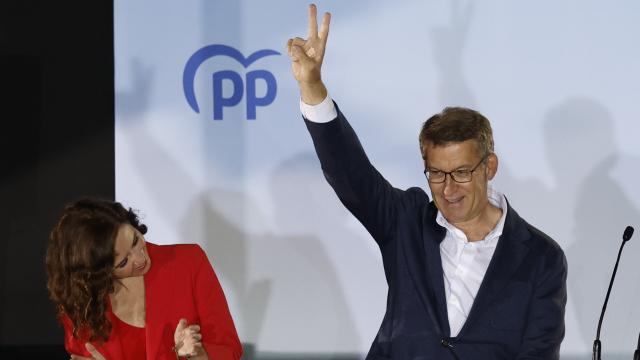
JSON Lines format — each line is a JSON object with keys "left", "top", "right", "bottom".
{"left": 183, "top": 44, "right": 280, "bottom": 120}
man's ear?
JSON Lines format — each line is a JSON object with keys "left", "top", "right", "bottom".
{"left": 486, "top": 153, "right": 498, "bottom": 180}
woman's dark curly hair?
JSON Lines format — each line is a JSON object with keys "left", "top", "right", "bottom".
{"left": 46, "top": 198, "right": 147, "bottom": 342}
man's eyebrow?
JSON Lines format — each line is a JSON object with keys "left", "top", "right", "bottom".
{"left": 427, "top": 164, "right": 473, "bottom": 171}
{"left": 453, "top": 164, "right": 473, "bottom": 171}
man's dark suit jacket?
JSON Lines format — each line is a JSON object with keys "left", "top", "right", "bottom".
{"left": 304, "top": 104, "right": 567, "bottom": 360}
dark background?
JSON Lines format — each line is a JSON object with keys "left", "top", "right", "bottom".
{"left": 0, "top": 0, "right": 114, "bottom": 358}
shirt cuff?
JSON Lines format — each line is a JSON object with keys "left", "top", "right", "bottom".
{"left": 299, "top": 94, "right": 337, "bottom": 123}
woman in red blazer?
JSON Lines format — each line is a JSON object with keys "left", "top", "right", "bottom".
{"left": 46, "top": 198, "right": 242, "bottom": 360}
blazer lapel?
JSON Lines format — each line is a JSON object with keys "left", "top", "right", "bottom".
{"left": 424, "top": 218, "right": 451, "bottom": 337}
{"left": 144, "top": 243, "right": 175, "bottom": 359}
{"left": 457, "top": 203, "right": 530, "bottom": 337}
{"left": 402, "top": 202, "right": 449, "bottom": 336}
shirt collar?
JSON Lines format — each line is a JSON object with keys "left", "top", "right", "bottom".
{"left": 435, "top": 186, "right": 508, "bottom": 245}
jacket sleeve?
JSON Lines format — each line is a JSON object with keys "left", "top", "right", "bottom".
{"left": 516, "top": 249, "right": 567, "bottom": 359}
{"left": 191, "top": 245, "right": 243, "bottom": 360}
{"left": 304, "top": 102, "right": 410, "bottom": 247}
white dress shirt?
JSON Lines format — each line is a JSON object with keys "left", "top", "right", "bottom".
{"left": 436, "top": 187, "right": 507, "bottom": 336}
{"left": 301, "top": 95, "right": 508, "bottom": 337}
{"left": 300, "top": 94, "right": 337, "bottom": 123}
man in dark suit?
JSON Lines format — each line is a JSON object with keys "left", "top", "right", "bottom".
{"left": 286, "top": 5, "right": 567, "bottom": 359}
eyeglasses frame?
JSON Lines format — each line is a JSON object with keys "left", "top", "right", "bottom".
{"left": 423, "top": 153, "right": 489, "bottom": 184}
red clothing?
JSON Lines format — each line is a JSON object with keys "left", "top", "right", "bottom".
{"left": 63, "top": 243, "right": 242, "bottom": 360}
{"left": 112, "top": 314, "right": 146, "bottom": 360}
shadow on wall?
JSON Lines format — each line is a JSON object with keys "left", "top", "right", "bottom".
{"left": 116, "top": 38, "right": 361, "bottom": 356}
{"left": 430, "top": 0, "right": 475, "bottom": 108}
{"left": 268, "top": 152, "right": 364, "bottom": 351}
{"left": 552, "top": 99, "right": 640, "bottom": 351}
{"left": 180, "top": 192, "right": 267, "bottom": 359}
{"left": 114, "top": 0, "right": 640, "bottom": 355}
{"left": 497, "top": 98, "right": 640, "bottom": 353}
{"left": 180, "top": 152, "right": 361, "bottom": 357}
{"left": 116, "top": 58, "right": 270, "bottom": 352}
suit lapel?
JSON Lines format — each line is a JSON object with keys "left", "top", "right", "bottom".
{"left": 423, "top": 215, "right": 451, "bottom": 337}
{"left": 457, "top": 203, "right": 530, "bottom": 337}
{"left": 403, "top": 202, "right": 449, "bottom": 336}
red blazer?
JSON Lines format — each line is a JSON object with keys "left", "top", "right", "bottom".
{"left": 63, "top": 243, "right": 243, "bottom": 360}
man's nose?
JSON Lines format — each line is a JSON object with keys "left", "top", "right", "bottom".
{"left": 443, "top": 174, "right": 457, "bottom": 196}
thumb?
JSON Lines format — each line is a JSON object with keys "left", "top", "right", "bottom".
{"left": 175, "top": 318, "right": 188, "bottom": 333}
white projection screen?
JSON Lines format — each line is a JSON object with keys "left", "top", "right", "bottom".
{"left": 115, "top": 0, "right": 640, "bottom": 358}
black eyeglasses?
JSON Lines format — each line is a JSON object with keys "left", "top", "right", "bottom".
{"left": 423, "top": 154, "right": 488, "bottom": 184}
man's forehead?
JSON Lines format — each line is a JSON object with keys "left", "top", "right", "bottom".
{"left": 422, "top": 139, "right": 482, "bottom": 160}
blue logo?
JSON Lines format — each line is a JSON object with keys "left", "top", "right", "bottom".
{"left": 183, "top": 44, "right": 280, "bottom": 120}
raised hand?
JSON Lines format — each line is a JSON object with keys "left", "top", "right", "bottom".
{"left": 69, "top": 343, "right": 106, "bottom": 360}
{"left": 286, "top": 4, "right": 331, "bottom": 105}
{"left": 173, "top": 318, "right": 203, "bottom": 358}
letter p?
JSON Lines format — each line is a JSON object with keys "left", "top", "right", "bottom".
{"left": 213, "top": 70, "right": 243, "bottom": 120}
{"left": 246, "top": 70, "right": 277, "bottom": 120}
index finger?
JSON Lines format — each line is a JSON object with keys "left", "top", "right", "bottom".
{"left": 85, "top": 343, "right": 106, "bottom": 360}
{"left": 307, "top": 4, "right": 318, "bottom": 39}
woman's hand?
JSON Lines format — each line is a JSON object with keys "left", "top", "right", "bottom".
{"left": 173, "top": 318, "right": 203, "bottom": 358}
{"left": 69, "top": 343, "right": 106, "bottom": 360}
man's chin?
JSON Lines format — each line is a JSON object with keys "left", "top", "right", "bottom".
{"left": 439, "top": 207, "right": 468, "bottom": 224}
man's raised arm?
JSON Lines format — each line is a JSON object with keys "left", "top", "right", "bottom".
{"left": 285, "top": 5, "right": 411, "bottom": 248}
